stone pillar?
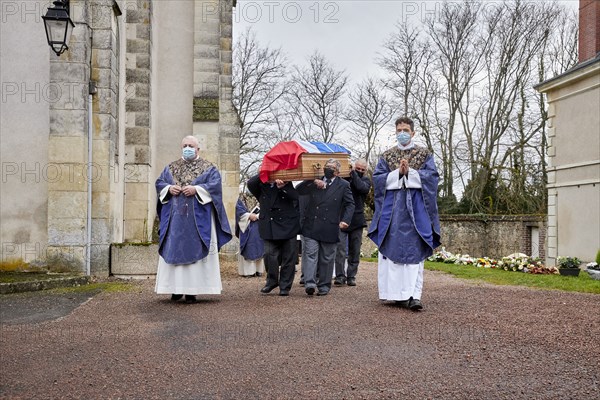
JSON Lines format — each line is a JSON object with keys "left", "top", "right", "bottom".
{"left": 218, "top": 0, "right": 241, "bottom": 232}
{"left": 193, "top": 0, "right": 240, "bottom": 257}
{"left": 46, "top": 0, "right": 123, "bottom": 275}
{"left": 89, "top": 0, "right": 123, "bottom": 275}
{"left": 123, "top": 0, "right": 153, "bottom": 242}
{"left": 46, "top": 0, "right": 92, "bottom": 272}
{"left": 545, "top": 104, "right": 557, "bottom": 267}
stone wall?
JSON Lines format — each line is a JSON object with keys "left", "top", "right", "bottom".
{"left": 192, "top": 0, "right": 240, "bottom": 257}
{"left": 123, "top": 0, "right": 153, "bottom": 242}
{"left": 46, "top": 0, "right": 94, "bottom": 272}
{"left": 360, "top": 215, "right": 547, "bottom": 260}
{"left": 89, "top": 0, "right": 123, "bottom": 275}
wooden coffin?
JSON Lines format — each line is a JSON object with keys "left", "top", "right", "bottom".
{"left": 269, "top": 153, "right": 351, "bottom": 181}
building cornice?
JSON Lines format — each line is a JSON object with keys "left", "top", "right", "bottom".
{"left": 534, "top": 53, "right": 600, "bottom": 93}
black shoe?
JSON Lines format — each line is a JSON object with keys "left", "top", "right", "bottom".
{"left": 279, "top": 290, "right": 290, "bottom": 296}
{"left": 171, "top": 294, "right": 183, "bottom": 301}
{"left": 255, "top": 272, "right": 263, "bottom": 277}
{"left": 305, "top": 287, "right": 315, "bottom": 296}
{"left": 260, "top": 284, "right": 278, "bottom": 294}
{"left": 395, "top": 300, "right": 409, "bottom": 308}
{"left": 333, "top": 277, "right": 346, "bottom": 285}
{"left": 299, "top": 279, "right": 305, "bottom": 286}
{"left": 185, "top": 295, "right": 197, "bottom": 304}
{"left": 346, "top": 277, "right": 356, "bottom": 286}
{"left": 317, "top": 290, "right": 328, "bottom": 296}
{"left": 408, "top": 298, "right": 423, "bottom": 311}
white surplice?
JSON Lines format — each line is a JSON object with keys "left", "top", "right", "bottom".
{"left": 378, "top": 255, "right": 424, "bottom": 301}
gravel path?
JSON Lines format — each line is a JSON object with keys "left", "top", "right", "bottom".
{"left": 1, "top": 262, "right": 599, "bottom": 399}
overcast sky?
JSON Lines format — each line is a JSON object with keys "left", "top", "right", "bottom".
{"left": 233, "top": 0, "right": 579, "bottom": 86}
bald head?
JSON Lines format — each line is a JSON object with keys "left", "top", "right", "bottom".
{"left": 181, "top": 135, "right": 199, "bottom": 148}
{"left": 181, "top": 135, "right": 199, "bottom": 161}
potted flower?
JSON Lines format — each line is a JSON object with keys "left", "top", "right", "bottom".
{"left": 557, "top": 256, "right": 581, "bottom": 277}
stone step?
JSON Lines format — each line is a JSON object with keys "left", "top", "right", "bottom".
{"left": 0, "top": 276, "right": 91, "bottom": 295}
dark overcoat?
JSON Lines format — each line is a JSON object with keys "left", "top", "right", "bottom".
{"left": 247, "top": 175, "right": 301, "bottom": 241}
{"left": 296, "top": 177, "right": 355, "bottom": 243}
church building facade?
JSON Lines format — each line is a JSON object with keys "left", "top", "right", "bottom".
{"left": 1, "top": 0, "right": 240, "bottom": 275}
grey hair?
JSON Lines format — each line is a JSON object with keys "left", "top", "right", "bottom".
{"left": 325, "top": 158, "right": 341, "bottom": 172}
{"left": 181, "top": 135, "right": 199, "bottom": 147}
{"left": 354, "top": 159, "right": 367, "bottom": 168}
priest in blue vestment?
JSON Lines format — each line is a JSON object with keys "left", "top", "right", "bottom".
{"left": 368, "top": 117, "right": 441, "bottom": 311}
{"left": 155, "top": 136, "right": 232, "bottom": 303}
{"left": 235, "top": 194, "right": 265, "bottom": 277}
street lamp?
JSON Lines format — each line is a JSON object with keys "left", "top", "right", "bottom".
{"left": 42, "top": 0, "right": 74, "bottom": 56}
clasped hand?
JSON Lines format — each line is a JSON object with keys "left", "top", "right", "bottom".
{"left": 169, "top": 185, "right": 197, "bottom": 197}
{"left": 399, "top": 159, "right": 409, "bottom": 176}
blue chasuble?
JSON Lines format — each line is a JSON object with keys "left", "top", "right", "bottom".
{"left": 156, "top": 158, "right": 232, "bottom": 265}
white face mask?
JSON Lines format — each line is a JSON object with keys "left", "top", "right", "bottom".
{"left": 182, "top": 147, "right": 196, "bottom": 160}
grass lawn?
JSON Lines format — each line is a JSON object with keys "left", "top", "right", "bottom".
{"left": 361, "top": 258, "right": 600, "bottom": 294}
{"left": 426, "top": 261, "right": 600, "bottom": 294}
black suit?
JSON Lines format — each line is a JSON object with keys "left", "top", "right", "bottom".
{"left": 297, "top": 178, "right": 355, "bottom": 243}
{"left": 247, "top": 175, "right": 300, "bottom": 292}
{"left": 335, "top": 170, "right": 372, "bottom": 282}
{"left": 296, "top": 177, "right": 354, "bottom": 294}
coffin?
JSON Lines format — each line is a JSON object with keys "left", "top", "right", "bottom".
{"left": 259, "top": 141, "right": 352, "bottom": 182}
{"left": 269, "top": 152, "right": 351, "bottom": 181}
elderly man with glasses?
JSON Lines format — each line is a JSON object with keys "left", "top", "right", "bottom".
{"left": 296, "top": 158, "right": 355, "bottom": 296}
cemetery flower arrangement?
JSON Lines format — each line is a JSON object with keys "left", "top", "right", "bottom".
{"left": 500, "top": 254, "right": 531, "bottom": 272}
{"left": 428, "top": 249, "right": 559, "bottom": 275}
{"left": 475, "top": 257, "right": 499, "bottom": 268}
{"left": 586, "top": 262, "right": 599, "bottom": 271}
{"left": 525, "top": 260, "right": 558, "bottom": 275}
{"left": 588, "top": 250, "right": 600, "bottom": 271}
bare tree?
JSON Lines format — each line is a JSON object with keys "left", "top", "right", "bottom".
{"left": 233, "top": 27, "right": 287, "bottom": 181}
{"left": 345, "top": 77, "right": 394, "bottom": 164}
{"left": 377, "top": 0, "right": 577, "bottom": 214}
{"left": 426, "top": 0, "right": 493, "bottom": 203}
{"left": 461, "top": 1, "right": 562, "bottom": 213}
{"left": 286, "top": 51, "right": 348, "bottom": 143}
{"left": 378, "top": 23, "right": 428, "bottom": 117}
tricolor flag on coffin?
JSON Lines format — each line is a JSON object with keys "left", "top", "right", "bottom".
{"left": 259, "top": 140, "right": 351, "bottom": 183}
